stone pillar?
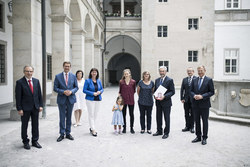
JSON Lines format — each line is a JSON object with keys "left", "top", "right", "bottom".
{"left": 84, "top": 37, "right": 95, "bottom": 74}
{"left": 10, "top": 0, "right": 42, "bottom": 120}
{"left": 94, "top": 43, "right": 102, "bottom": 81}
{"left": 71, "top": 29, "right": 86, "bottom": 74}
{"left": 49, "top": 14, "right": 71, "bottom": 106}
{"left": 121, "top": 0, "right": 124, "bottom": 17}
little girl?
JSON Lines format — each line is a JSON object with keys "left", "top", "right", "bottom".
{"left": 111, "top": 96, "right": 124, "bottom": 135}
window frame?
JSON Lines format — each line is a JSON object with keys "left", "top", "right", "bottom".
{"left": 47, "top": 54, "right": 52, "bottom": 81}
{"left": 188, "top": 50, "right": 198, "bottom": 62}
{"left": 188, "top": 18, "right": 199, "bottom": 30}
{"left": 158, "top": 60, "right": 169, "bottom": 72}
{"left": 225, "top": 0, "right": 240, "bottom": 9}
{"left": 158, "top": 0, "right": 168, "bottom": 2}
{"left": 0, "top": 40, "right": 7, "bottom": 85}
{"left": 157, "top": 25, "right": 168, "bottom": 37}
{"left": 224, "top": 49, "right": 239, "bottom": 75}
{"left": 0, "top": 0, "right": 5, "bottom": 32}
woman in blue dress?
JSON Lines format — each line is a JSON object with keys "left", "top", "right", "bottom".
{"left": 111, "top": 96, "right": 124, "bottom": 135}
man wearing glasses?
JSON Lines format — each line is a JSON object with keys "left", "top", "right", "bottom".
{"left": 15, "top": 65, "right": 43, "bottom": 150}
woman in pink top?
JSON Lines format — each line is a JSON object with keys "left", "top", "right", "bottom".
{"left": 119, "top": 69, "right": 136, "bottom": 134}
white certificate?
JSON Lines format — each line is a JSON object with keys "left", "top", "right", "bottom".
{"left": 154, "top": 85, "right": 167, "bottom": 98}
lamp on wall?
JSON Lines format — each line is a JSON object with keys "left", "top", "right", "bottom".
{"left": 8, "top": 1, "right": 12, "bottom": 12}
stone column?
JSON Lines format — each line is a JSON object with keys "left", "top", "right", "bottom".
{"left": 84, "top": 37, "right": 95, "bottom": 74}
{"left": 49, "top": 14, "right": 72, "bottom": 106}
{"left": 71, "top": 28, "right": 86, "bottom": 74}
{"left": 121, "top": 0, "right": 124, "bottom": 17}
{"left": 10, "top": 0, "right": 42, "bottom": 120}
{"left": 94, "top": 43, "right": 102, "bottom": 81}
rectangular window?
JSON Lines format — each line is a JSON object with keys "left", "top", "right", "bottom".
{"left": 224, "top": 49, "right": 239, "bottom": 74}
{"left": 225, "top": 0, "right": 240, "bottom": 9}
{"left": 47, "top": 54, "right": 52, "bottom": 80}
{"left": 158, "top": 61, "right": 169, "bottom": 72}
{"left": 188, "top": 51, "right": 198, "bottom": 62}
{"left": 0, "top": 1, "right": 5, "bottom": 32}
{"left": 188, "top": 18, "right": 199, "bottom": 30}
{"left": 159, "top": 0, "right": 168, "bottom": 2}
{"left": 157, "top": 26, "right": 168, "bottom": 37}
{"left": 0, "top": 42, "right": 6, "bottom": 84}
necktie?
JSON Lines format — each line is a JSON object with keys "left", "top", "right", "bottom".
{"left": 160, "top": 78, "right": 163, "bottom": 85}
{"left": 198, "top": 77, "right": 202, "bottom": 90}
{"left": 188, "top": 77, "right": 191, "bottom": 86}
{"left": 28, "top": 80, "right": 33, "bottom": 94}
{"left": 65, "top": 73, "right": 68, "bottom": 86}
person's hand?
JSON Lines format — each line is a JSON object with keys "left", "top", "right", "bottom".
{"left": 181, "top": 100, "right": 185, "bottom": 103}
{"left": 194, "top": 95, "right": 203, "bottom": 100}
{"left": 64, "top": 90, "right": 72, "bottom": 96}
{"left": 156, "top": 96, "right": 165, "bottom": 101}
{"left": 39, "top": 107, "right": 43, "bottom": 112}
{"left": 97, "top": 91, "right": 101, "bottom": 95}
{"left": 93, "top": 92, "right": 98, "bottom": 96}
{"left": 18, "top": 110, "right": 23, "bottom": 116}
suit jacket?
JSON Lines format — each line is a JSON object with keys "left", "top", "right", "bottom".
{"left": 54, "top": 72, "right": 78, "bottom": 105}
{"left": 83, "top": 78, "right": 104, "bottom": 101}
{"left": 180, "top": 76, "right": 197, "bottom": 102}
{"left": 154, "top": 76, "right": 175, "bottom": 107}
{"left": 15, "top": 77, "right": 43, "bottom": 111}
{"left": 190, "top": 76, "right": 214, "bottom": 108}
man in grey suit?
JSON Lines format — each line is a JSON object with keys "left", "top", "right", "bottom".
{"left": 190, "top": 65, "right": 214, "bottom": 145}
{"left": 180, "top": 67, "right": 196, "bottom": 133}
{"left": 54, "top": 61, "right": 78, "bottom": 142}
{"left": 153, "top": 66, "right": 175, "bottom": 139}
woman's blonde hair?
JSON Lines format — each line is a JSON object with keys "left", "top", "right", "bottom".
{"left": 121, "top": 69, "right": 132, "bottom": 80}
{"left": 142, "top": 71, "right": 151, "bottom": 81}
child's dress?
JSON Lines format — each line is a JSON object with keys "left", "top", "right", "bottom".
{"left": 111, "top": 104, "right": 124, "bottom": 125}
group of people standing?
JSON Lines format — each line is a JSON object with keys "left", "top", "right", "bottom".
{"left": 15, "top": 61, "right": 214, "bottom": 150}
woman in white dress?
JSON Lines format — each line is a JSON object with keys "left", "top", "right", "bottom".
{"left": 73, "top": 70, "right": 86, "bottom": 127}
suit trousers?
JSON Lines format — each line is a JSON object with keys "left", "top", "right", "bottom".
{"left": 58, "top": 98, "right": 74, "bottom": 135}
{"left": 156, "top": 101, "right": 171, "bottom": 134}
{"left": 21, "top": 107, "right": 39, "bottom": 144}
{"left": 193, "top": 107, "right": 209, "bottom": 139}
{"left": 86, "top": 100, "right": 100, "bottom": 130}
{"left": 122, "top": 104, "right": 134, "bottom": 128}
{"left": 138, "top": 103, "right": 152, "bottom": 130}
{"left": 183, "top": 99, "right": 194, "bottom": 129}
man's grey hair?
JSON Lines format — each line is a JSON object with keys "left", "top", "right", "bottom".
{"left": 197, "top": 65, "right": 206, "bottom": 71}
{"left": 159, "top": 66, "right": 167, "bottom": 71}
{"left": 23, "top": 65, "right": 34, "bottom": 72}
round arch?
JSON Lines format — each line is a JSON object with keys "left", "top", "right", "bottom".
{"left": 107, "top": 33, "right": 141, "bottom": 47}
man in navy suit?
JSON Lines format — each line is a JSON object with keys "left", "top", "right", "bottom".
{"left": 54, "top": 61, "right": 78, "bottom": 142}
{"left": 153, "top": 66, "right": 175, "bottom": 139}
{"left": 16, "top": 65, "right": 43, "bottom": 150}
{"left": 190, "top": 65, "right": 214, "bottom": 145}
{"left": 180, "top": 67, "right": 197, "bottom": 133}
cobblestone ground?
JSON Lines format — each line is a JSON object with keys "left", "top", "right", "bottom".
{"left": 0, "top": 87, "right": 250, "bottom": 167}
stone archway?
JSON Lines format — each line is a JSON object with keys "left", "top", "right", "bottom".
{"left": 107, "top": 53, "right": 140, "bottom": 85}
{"left": 84, "top": 14, "right": 93, "bottom": 74}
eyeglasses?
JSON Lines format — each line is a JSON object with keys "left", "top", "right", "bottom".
{"left": 25, "top": 71, "right": 33, "bottom": 73}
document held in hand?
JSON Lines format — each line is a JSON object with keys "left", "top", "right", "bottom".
{"left": 154, "top": 85, "right": 167, "bottom": 99}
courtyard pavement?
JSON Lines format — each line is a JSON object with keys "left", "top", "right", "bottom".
{"left": 0, "top": 87, "right": 250, "bottom": 167}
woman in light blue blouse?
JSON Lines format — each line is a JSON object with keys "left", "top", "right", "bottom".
{"left": 137, "top": 71, "right": 154, "bottom": 134}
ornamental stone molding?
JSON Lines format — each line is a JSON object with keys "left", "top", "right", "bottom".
{"left": 85, "top": 37, "right": 95, "bottom": 43}
{"left": 239, "top": 89, "right": 250, "bottom": 107}
{"left": 49, "top": 14, "right": 72, "bottom": 24}
{"left": 71, "top": 28, "right": 87, "bottom": 35}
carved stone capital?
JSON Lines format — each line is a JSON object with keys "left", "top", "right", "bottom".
{"left": 71, "top": 28, "right": 87, "bottom": 35}
{"left": 85, "top": 37, "right": 95, "bottom": 43}
{"left": 49, "top": 14, "right": 72, "bottom": 24}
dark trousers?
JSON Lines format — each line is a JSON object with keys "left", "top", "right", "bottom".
{"left": 122, "top": 104, "right": 134, "bottom": 128}
{"left": 58, "top": 99, "right": 74, "bottom": 135}
{"left": 193, "top": 107, "right": 209, "bottom": 139}
{"left": 21, "top": 107, "right": 39, "bottom": 144}
{"left": 156, "top": 102, "right": 171, "bottom": 134}
{"left": 138, "top": 103, "right": 152, "bottom": 130}
{"left": 183, "top": 99, "right": 194, "bottom": 129}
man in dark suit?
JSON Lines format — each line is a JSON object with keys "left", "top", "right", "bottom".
{"left": 180, "top": 67, "right": 196, "bottom": 133}
{"left": 190, "top": 65, "right": 214, "bottom": 145}
{"left": 54, "top": 61, "right": 78, "bottom": 142}
{"left": 16, "top": 65, "right": 43, "bottom": 150}
{"left": 153, "top": 66, "right": 175, "bottom": 139}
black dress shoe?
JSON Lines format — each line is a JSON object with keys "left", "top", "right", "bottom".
{"left": 192, "top": 137, "right": 201, "bottom": 143}
{"left": 190, "top": 128, "right": 195, "bottom": 133}
{"left": 182, "top": 127, "right": 190, "bottom": 132}
{"left": 202, "top": 139, "right": 207, "bottom": 145}
{"left": 57, "top": 135, "right": 64, "bottom": 142}
{"left": 153, "top": 131, "right": 163, "bottom": 136}
{"left": 130, "top": 128, "right": 135, "bottom": 134}
{"left": 147, "top": 130, "right": 152, "bottom": 134}
{"left": 32, "top": 141, "right": 42, "bottom": 148}
{"left": 140, "top": 130, "right": 145, "bottom": 134}
{"left": 66, "top": 134, "right": 74, "bottom": 140}
{"left": 162, "top": 134, "right": 169, "bottom": 139}
{"left": 92, "top": 132, "right": 97, "bottom": 137}
{"left": 122, "top": 128, "right": 126, "bottom": 133}
{"left": 23, "top": 143, "right": 30, "bottom": 150}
